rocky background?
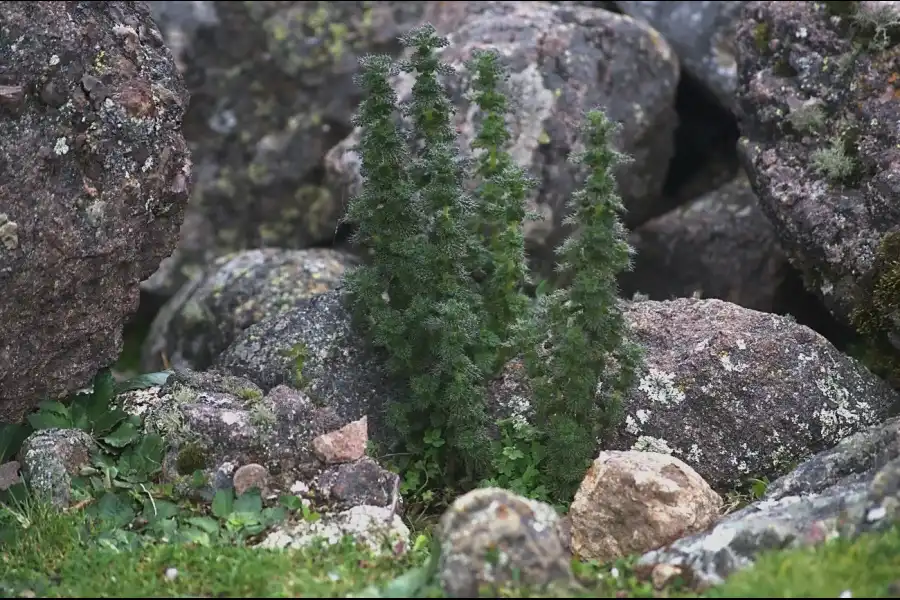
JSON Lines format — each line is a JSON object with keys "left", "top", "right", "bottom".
{"left": 3, "top": 0, "right": 900, "bottom": 595}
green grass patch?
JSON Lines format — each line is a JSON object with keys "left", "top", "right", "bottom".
{"left": 3, "top": 487, "right": 899, "bottom": 599}
{"left": 709, "top": 524, "right": 900, "bottom": 598}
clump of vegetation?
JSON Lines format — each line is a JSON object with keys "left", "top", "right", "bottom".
{"left": 343, "top": 23, "right": 642, "bottom": 506}
{"left": 343, "top": 25, "right": 496, "bottom": 491}
{"left": 787, "top": 100, "right": 827, "bottom": 135}
{"left": 850, "top": 2, "right": 900, "bottom": 51}
{"left": 811, "top": 134, "right": 859, "bottom": 184}
{"left": 468, "top": 49, "right": 538, "bottom": 370}
{"left": 518, "top": 110, "right": 643, "bottom": 499}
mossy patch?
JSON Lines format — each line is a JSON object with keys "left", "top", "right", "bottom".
{"left": 175, "top": 440, "right": 209, "bottom": 475}
{"left": 850, "top": 230, "right": 900, "bottom": 387}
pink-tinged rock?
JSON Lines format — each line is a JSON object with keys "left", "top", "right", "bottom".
{"left": 312, "top": 415, "right": 368, "bottom": 464}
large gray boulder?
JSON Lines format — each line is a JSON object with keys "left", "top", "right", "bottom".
{"left": 735, "top": 1, "right": 900, "bottom": 350}
{"left": 0, "top": 1, "right": 191, "bottom": 424}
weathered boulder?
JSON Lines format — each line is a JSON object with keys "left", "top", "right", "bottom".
{"left": 636, "top": 416, "right": 900, "bottom": 587}
{"left": 18, "top": 428, "right": 97, "bottom": 508}
{"left": 437, "top": 487, "right": 574, "bottom": 598}
{"left": 569, "top": 451, "right": 722, "bottom": 562}
{"left": 619, "top": 173, "right": 789, "bottom": 312}
{"left": 143, "top": 1, "right": 428, "bottom": 300}
{"left": 0, "top": 1, "right": 191, "bottom": 424}
{"left": 325, "top": 0, "right": 680, "bottom": 276}
{"left": 490, "top": 298, "right": 900, "bottom": 491}
{"left": 734, "top": 1, "right": 900, "bottom": 348}
{"left": 141, "top": 248, "right": 355, "bottom": 372}
{"left": 215, "top": 288, "right": 397, "bottom": 437}
{"left": 615, "top": 1, "right": 748, "bottom": 111}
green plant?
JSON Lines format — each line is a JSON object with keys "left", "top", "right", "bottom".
{"left": 851, "top": 2, "right": 900, "bottom": 51}
{"left": 787, "top": 101, "right": 826, "bottom": 135}
{"left": 811, "top": 135, "right": 859, "bottom": 183}
{"left": 0, "top": 368, "right": 172, "bottom": 463}
{"left": 479, "top": 417, "right": 552, "bottom": 505}
{"left": 520, "top": 109, "right": 643, "bottom": 500}
{"left": 344, "top": 24, "right": 643, "bottom": 507}
{"left": 343, "top": 24, "right": 496, "bottom": 494}
{"left": 467, "top": 49, "right": 537, "bottom": 369}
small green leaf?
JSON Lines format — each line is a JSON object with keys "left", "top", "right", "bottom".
{"left": 142, "top": 499, "right": 180, "bottom": 522}
{"left": 177, "top": 528, "right": 212, "bottom": 546}
{"left": 0, "top": 424, "right": 31, "bottom": 463}
{"left": 115, "top": 371, "right": 173, "bottom": 394}
{"left": 261, "top": 505, "right": 288, "bottom": 526}
{"left": 69, "top": 402, "right": 91, "bottom": 431}
{"left": 185, "top": 516, "right": 221, "bottom": 534}
{"left": 102, "top": 420, "right": 140, "bottom": 448}
{"left": 279, "top": 494, "right": 304, "bottom": 511}
{"left": 88, "top": 492, "right": 135, "bottom": 530}
{"left": 36, "top": 400, "right": 69, "bottom": 416}
{"left": 27, "top": 410, "right": 72, "bottom": 431}
{"left": 91, "top": 368, "right": 116, "bottom": 405}
{"left": 233, "top": 489, "right": 263, "bottom": 515}
{"left": 211, "top": 488, "right": 234, "bottom": 519}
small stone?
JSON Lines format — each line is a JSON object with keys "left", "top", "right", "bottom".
{"left": 651, "top": 563, "right": 684, "bottom": 590}
{"left": 312, "top": 415, "right": 368, "bottom": 464}
{"left": 570, "top": 451, "right": 722, "bottom": 562}
{"left": 233, "top": 463, "right": 269, "bottom": 497}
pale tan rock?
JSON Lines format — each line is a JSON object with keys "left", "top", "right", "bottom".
{"left": 651, "top": 563, "right": 685, "bottom": 590}
{"left": 570, "top": 450, "right": 722, "bottom": 562}
{"left": 233, "top": 463, "right": 269, "bottom": 497}
{"left": 312, "top": 416, "right": 368, "bottom": 464}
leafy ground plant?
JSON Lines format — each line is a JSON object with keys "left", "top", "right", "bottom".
{"left": 0, "top": 368, "right": 171, "bottom": 464}
{"left": 3, "top": 492, "right": 900, "bottom": 598}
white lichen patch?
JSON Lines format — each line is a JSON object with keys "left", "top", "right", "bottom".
{"left": 118, "top": 386, "right": 165, "bottom": 417}
{"left": 258, "top": 505, "right": 409, "bottom": 556}
{"left": 638, "top": 368, "right": 686, "bottom": 406}
{"left": 631, "top": 435, "right": 674, "bottom": 455}
{"left": 813, "top": 372, "right": 876, "bottom": 442}
{"left": 53, "top": 136, "right": 70, "bottom": 155}
{"left": 718, "top": 351, "right": 747, "bottom": 373}
{"left": 625, "top": 409, "right": 653, "bottom": 435}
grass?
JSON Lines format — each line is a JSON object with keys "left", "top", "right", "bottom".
{"left": 2, "top": 489, "right": 900, "bottom": 598}
{"left": 709, "top": 523, "right": 900, "bottom": 598}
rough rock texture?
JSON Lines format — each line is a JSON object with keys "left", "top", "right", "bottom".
{"left": 0, "top": 461, "right": 20, "bottom": 491}
{"left": 636, "top": 416, "right": 900, "bottom": 587}
{"left": 734, "top": 1, "right": 900, "bottom": 342}
{"left": 315, "top": 457, "right": 400, "bottom": 512}
{"left": 232, "top": 462, "right": 269, "bottom": 497}
{"left": 615, "top": 1, "right": 748, "bottom": 111}
{"left": 489, "top": 298, "right": 900, "bottom": 492}
{"left": 0, "top": 1, "right": 192, "bottom": 424}
{"left": 618, "top": 174, "right": 789, "bottom": 312}
{"left": 18, "top": 428, "right": 96, "bottom": 507}
{"left": 259, "top": 504, "right": 409, "bottom": 556}
{"left": 325, "top": 0, "right": 680, "bottom": 276}
{"left": 611, "top": 298, "right": 899, "bottom": 490}
{"left": 141, "top": 248, "right": 356, "bottom": 373}
{"left": 312, "top": 415, "right": 368, "bottom": 465}
{"left": 638, "top": 477, "right": 870, "bottom": 588}
{"left": 765, "top": 415, "right": 900, "bottom": 499}
{"left": 142, "top": 1, "right": 428, "bottom": 300}
{"left": 127, "top": 370, "right": 351, "bottom": 492}
{"left": 569, "top": 451, "right": 723, "bottom": 562}
{"left": 437, "top": 487, "right": 574, "bottom": 598}
{"left": 216, "top": 288, "right": 398, "bottom": 442}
